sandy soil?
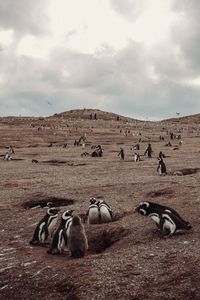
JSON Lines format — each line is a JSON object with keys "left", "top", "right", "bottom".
{"left": 0, "top": 109, "right": 200, "bottom": 300}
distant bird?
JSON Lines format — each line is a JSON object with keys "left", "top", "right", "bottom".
{"left": 176, "top": 112, "right": 181, "bottom": 117}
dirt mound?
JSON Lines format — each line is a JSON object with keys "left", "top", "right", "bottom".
{"left": 145, "top": 187, "right": 174, "bottom": 198}
{"left": 22, "top": 196, "right": 74, "bottom": 209}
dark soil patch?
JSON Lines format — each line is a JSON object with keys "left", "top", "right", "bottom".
{"left": 41, "top": 159, "right": 68, "bottom": 165}
{"left": 145, "top": 187, "right": 174, "bottom": 198}
{"left": 22, "top": 196, "right": 74, "bottom": 209}
{"left": 88, "top": 226, "right": 130, "bottom": 253}
{"left": 172, "top": 168, "right": 199, "bottom": 176}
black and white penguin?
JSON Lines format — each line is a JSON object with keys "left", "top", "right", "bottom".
{"left": 135, "top": 201, "right": 191, "bottom": 226}
{"left": 68, "top": 215, "right": 88, "bottom": 258}
{"left": 47, "top": 210, "right": 73, "bottom": 254}
{"left": 134, "top": 152, "right": 141, "bottom": 162}
{"left": 157, "top": 157, "right": 167, "bottom": 175}
{"left": 158, "top": 211, "right": 192, "bottom": 238}
{"left": 96, "top": 200, "right": 113, "bottom": 223}
{"left": 118, "top": 148, "right": 125, "bottom": 160}
{"left": 135, "top": 201, "right": 192, "bottom": 236}
{"left": 30, "top": 201, "right": 53, "bottom": 209}
{"left": 86, "top": 198, "right": 100, "bottom": 224}
{"left": 29, "top": 208, "right": 59, "bottom": 245}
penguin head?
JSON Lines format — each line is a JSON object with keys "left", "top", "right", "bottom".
{"left": 47, "top": 208, "right": 59, "bottom": 215}
{"left": 62, "top": 210, "right": 73, "bottom": 220}
{"left": 72, "top": 215, "right": 81, "bottom": 225}
{"left": 90, "top": 197, "right": 97, "bottom": 204}
{"left": 135, "top": 201, "right": 150, "bottom": 215}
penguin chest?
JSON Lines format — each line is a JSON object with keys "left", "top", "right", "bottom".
{"left": 88, "top": 207, "right": 99, "bottom": 224}
{"left": 149, "top": 213, "right": 160, "bottom": 225}
{"left": 58, "top": 230, "right": 65, "bottom": 251}
{"left": 48, "top": 217, "right": 58, "bottom": 235}
{"left": 39, "top": 222, "right": 46, "bottom": 242}
{"left": 163, "top": 216, "right": 176, "bottom": 234}
{"left": 99, "top": 206, "right": 112, "bottom": 223}
{"left": 65, "top": 219, "right": 72, "bottom": 239}
{"left": 158, "top": 165, "right": 162, "bottom": 175}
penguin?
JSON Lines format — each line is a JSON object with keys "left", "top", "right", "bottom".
{"left": 134, "top": 152, "right": 141, "bottom": 162}
{"left": 118, "top": 148, "right": 125, "bottom": 160}
{"left": 135, "top": 201, "right": 192, "bottom": 231}
{"left": 32, "top": 159, "right": 39, "bottom": 163}
{"left": 151, "top": 210, "right": 192, "bottom": 238}
{"left": 68, "top": 215, "right": 88, "bottom": 258}
{"left": 157, "top": 157, "right": 167, "bottom": 175}
{"left": 96, "top": 200, "right": 113, "bottom": 223}
{"left": 144, "top": 143, "right": 153, "bottom": 158}
{"left": 47, "top": 210, "right": 73, "bottom": 254}
{"left": 86, "top": 198, "right": 100, "bottom": 224}
{"left": 30, "top": 201, "right": 53, "bottom": 209}
{"left": 29, "top": 207, "right": 59, "bottom": 245}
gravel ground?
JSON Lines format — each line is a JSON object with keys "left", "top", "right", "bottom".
{"left": 0, "top": 109, "right": 200, "bottom": 300}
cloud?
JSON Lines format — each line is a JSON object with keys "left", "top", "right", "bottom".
{"left": 110, "top": 0, "right": 144, "bottom": 20}
{"left": 0, "top": 0, "right": 49, "bottom": 37}
{"left": 0, "top": 0, "right": 200, "bottom": 120}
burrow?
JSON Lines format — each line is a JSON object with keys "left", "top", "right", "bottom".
{"left": 22, "top": 196, "right": 74, "bottom": 209}
{"left": 172, "top": 168, "right": 199, "bottom": 176}
{"left": 87, "top": 226, "right": 130, "bottom": 254}
{"left": 145, "top": 187, "right": 174, "bottom": 198}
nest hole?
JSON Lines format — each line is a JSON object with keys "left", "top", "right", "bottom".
{"left": 22, "top": 196, "right": 74, "bottom": 209}
{"left": 172, "top": 168, "right": 199, "bottom": 176}
{"left": 145, "top": 187, "right": 174, "bottom": 198}
{"left": 88, "top": 227, "right": 130, "bottom": 253}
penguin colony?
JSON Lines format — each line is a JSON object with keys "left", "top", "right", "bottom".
{"left": 30, "top": 198, "right": 113, "bottom": 257}
{"left": 28, "top": 127, "right": 194, "bottom": 257}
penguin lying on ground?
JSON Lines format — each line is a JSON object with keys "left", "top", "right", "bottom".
{"left": 158, "top": 210, "right": 192, "bottom": 238}
{"left": 135, "top": 201, "right": 192, "bottom": 238}
{"left": 47, "top": 210, "right": 73, "bottom": 254}
{"left": 68, "top": 215, "right": 88, "bottom": 258}
{"left": 30, "top": 201, "right": 53, "bottom": 209}
{"left": 29, "top": 208, "right": 59, "bottom": 245}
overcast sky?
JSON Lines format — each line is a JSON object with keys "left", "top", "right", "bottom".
{"left": 0, "top": 0, "right": 200, "bottom": 120}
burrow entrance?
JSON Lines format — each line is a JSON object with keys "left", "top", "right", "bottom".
{"left": 87, "top": 226, "right": 130, "bottom": 254}
{"left": 172, "top": 168, "right": 199, "bottom": 176}
{"left": 22, "top": 196, "right": 74, "bottom": 209}
{"left": 145, "top": 187, "right": 174, "bottom": 198}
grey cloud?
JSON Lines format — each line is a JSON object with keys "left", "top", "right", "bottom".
{"left": 1, "top": 18, "right": 200, "bottom": 120}
{"left": 0, "top": 0, "right": 49, "bottom": 36}
{"left": 109, "top": 0, "right": 144, "bottom": 20}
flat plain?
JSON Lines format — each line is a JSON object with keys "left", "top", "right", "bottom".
{"left": 0, "top": 109, "right": 200, "bottom": 300}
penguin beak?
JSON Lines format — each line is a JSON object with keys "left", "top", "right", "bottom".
{"left": 134, "top": 206, "right": 140, "bottom": 213}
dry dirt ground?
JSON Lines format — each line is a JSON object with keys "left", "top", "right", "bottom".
{"left": 0, "top": 109, "right": 200, "bottom": 300}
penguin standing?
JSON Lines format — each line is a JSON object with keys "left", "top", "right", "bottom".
{"left": 134, "top": 152, "right": 141, "bottom": 162}
{"left": 68, "top": 215, "right": 88, "bottom": 258}
{"left": 97, "top": 200, "right": 113, "bottom": 223}
{"left": 47, "top": 210, "right": 73, "bottom": 254}
{"left": 144, "top": 143, "right": 153, "bottom": 158}
{"left": 29, "top": 208, "right": 59, "bottom": 245}
{"left": 157, "top": 157, "right": 167, "bottom": 175}
{"left": 118, "top": 147, "right": 125, "bottom": 160}
{"left": 86, "top": 198, "right": 100, "bottom": 224}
